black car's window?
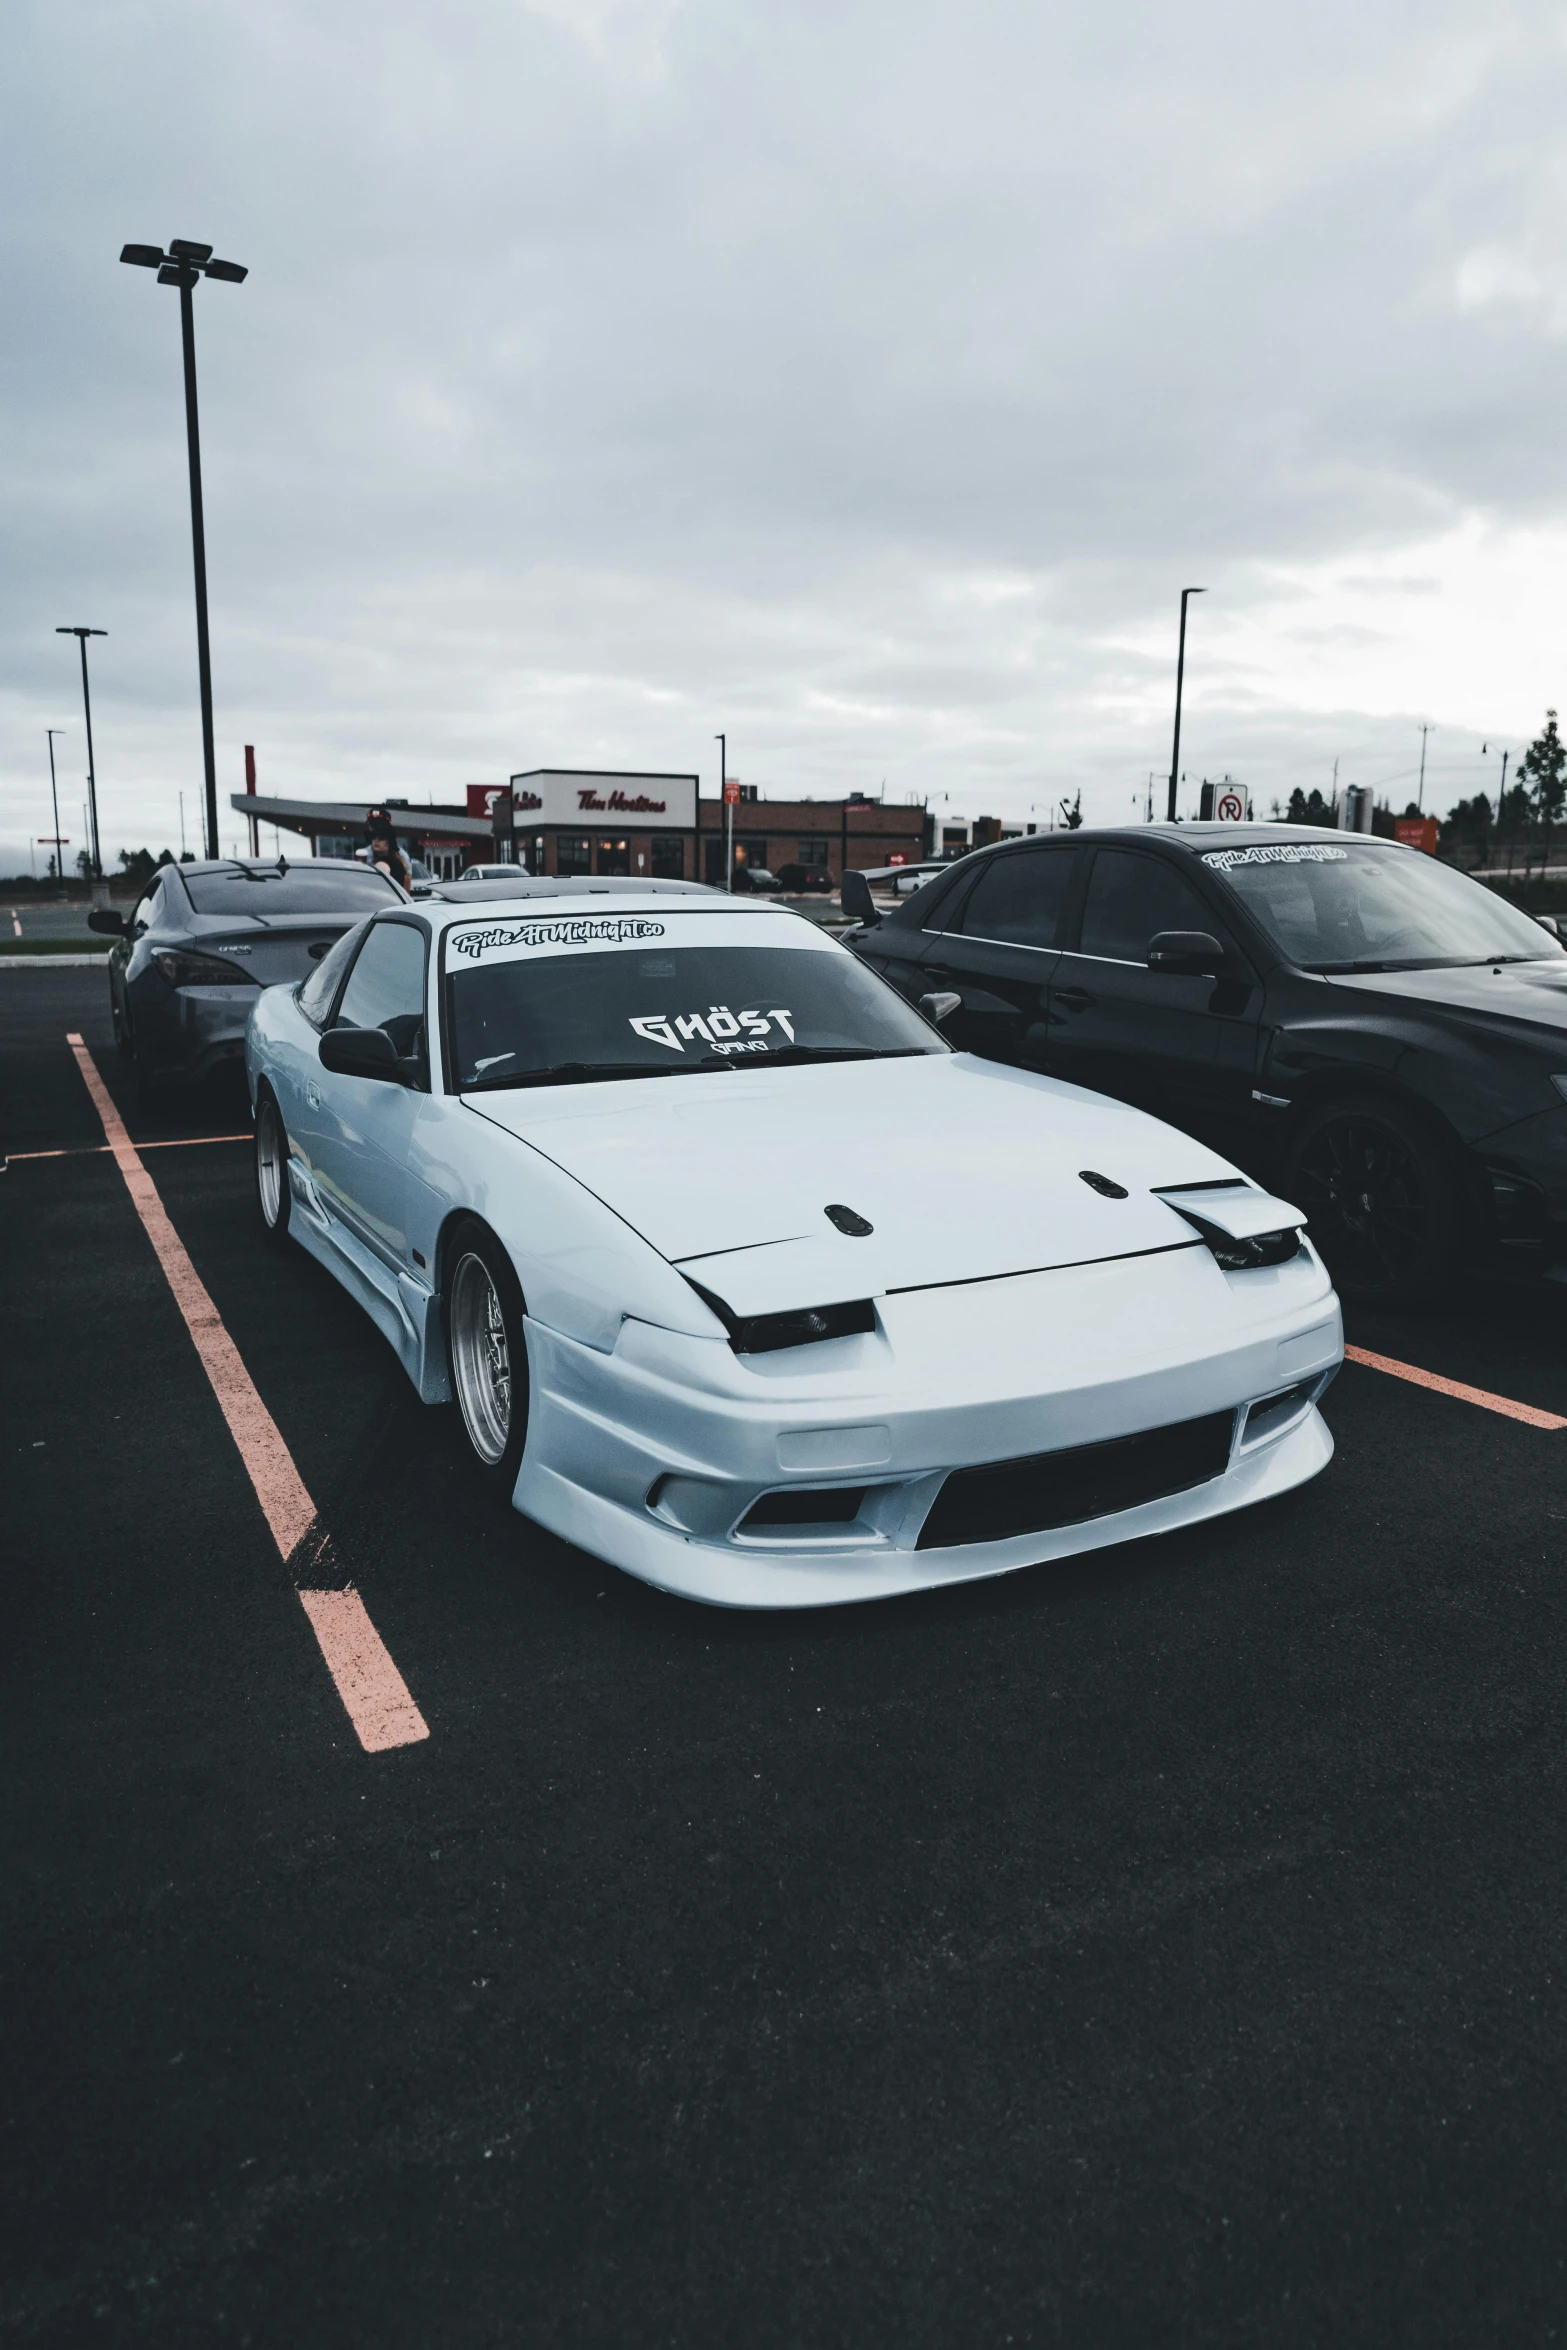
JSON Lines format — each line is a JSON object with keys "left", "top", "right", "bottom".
{"left": 1079, "top": 851, "right": 1220, "bottom": 962}
{"left": 445, "top": 927, "right": 942, "bottom": 1091}
{"left": 183, "top": 865, "right": 401, "bottom": 917}
{"left": 949, "top": 849, "right": 1078, "bottom": 948}
{"left": 130, "top": 880, "right": 162, "bottom": 936}
{"left": 297, "top": 920, "right": 370, "bottom": 1028}
{"left": 1202, "top": 841, "right": 1567, "bottom": 970}
{"left": 335, "top": 921, "right": 429, "bottom": 1063}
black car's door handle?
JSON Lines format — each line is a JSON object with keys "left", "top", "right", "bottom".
{"left": 1054, "top": 986, "right": 1095, "bottom": 1011}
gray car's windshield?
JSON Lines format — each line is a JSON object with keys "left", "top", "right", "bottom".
{"left": 446, "top": 941, "right": 943, "bottom": 1090}
{"left": 1202, "top": 841, "right": 1564, "bottom": 971}
{"left": 182, "top": 865, "right": 402, "bottom": 917}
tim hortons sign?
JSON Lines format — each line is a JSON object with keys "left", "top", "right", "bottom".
{"left": 476, "top": 772, "right": 698, "bottom": 829}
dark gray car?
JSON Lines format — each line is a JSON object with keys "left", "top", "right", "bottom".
{"left": 91, "top": 857, "right": 406, "bottom": 1103}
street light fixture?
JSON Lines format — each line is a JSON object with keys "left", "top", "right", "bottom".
{"left": 55, "top": 628, "right": 106, "bottom": 881}
{"left": 1166, "top": 586, "right": 1206, "bottom": 823}
{"left": 120, "top": 237, "right": 248, "bottom": 860}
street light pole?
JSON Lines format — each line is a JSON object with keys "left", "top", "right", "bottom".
{"left": 56, "top": 628, "right": 106, "bottom": 881}
{"left": 45, "top": 728, "right": 66, "bottom": 894}
{"left": 1166, "top": 587, "right": 1206, "bottom": 823}
{"left": 715, "top": 732, "right": 731, "bottom": 892}
{"left": 120, "top": 239, "right": 248, "bottom": 860}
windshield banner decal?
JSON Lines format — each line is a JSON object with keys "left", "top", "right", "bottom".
{"left": 629, "top": 1006, "right": 796, "bottom": 1054}
{"left": 1202, "top": 844, "right": 1349, "bottom": 870}
{"left": 450, "top": 917, "right": 667, "bottom": 960}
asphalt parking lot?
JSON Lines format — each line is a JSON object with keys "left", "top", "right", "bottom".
{"left": 5, "top": 965, "right": 1567, "bottom": 2346}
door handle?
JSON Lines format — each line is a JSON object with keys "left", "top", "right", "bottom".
{"left": 1054, "top": 986, "right": 1095, "bottom": 1011}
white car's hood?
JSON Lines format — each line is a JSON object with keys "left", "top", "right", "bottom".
{"left": 466, "top": 1054, "right": 1242, "bottom": 1315}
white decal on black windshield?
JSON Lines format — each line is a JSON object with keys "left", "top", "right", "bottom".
{"left": 1201, "top": 845, "right": 1348, "bottom": 870}
{"left": 629, "top": 1006, "right": 795, "bottom": 1055}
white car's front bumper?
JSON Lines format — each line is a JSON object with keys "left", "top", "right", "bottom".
{"left": 514, "top": 1242, "right": 1342, "bottom": 1608}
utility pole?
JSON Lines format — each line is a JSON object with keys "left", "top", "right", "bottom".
{"left": 45, "top": 729, "right": 66, "bottom": 895}
{"left": 1167, "top": 587, "right": 1205, "bottom": 821}
{"left": 1417, "top": 724, "right": 1432, "bottom": 812}
{"left": 56, "top": 628, "right": 106, "bottom": 885}
{"left": 715, "top": 732, "right": 734, "bottom": 892}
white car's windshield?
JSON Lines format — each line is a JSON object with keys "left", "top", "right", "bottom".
{"left": 1203, "top": 841, "right": 1564, "bottom": 971}
{"left": 444, "top": 915, "right": 942, "bottom": 1090}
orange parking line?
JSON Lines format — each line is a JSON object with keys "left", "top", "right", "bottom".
{"left": 65, "top": 1032, "right": 429, "bottom": 1753}
{"left": 1344, "top": 1343, "right": 1567, "bottom": 1431}
{"left": 5, "top": 1133, "right": 248, "bottom": 1163}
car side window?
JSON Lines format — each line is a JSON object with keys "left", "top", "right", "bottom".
{"left": 949, "top": 849, "right": 1078, "bottom": 949}
{"left": 297, "top": 919, "right": 370, "bottom": 1028}
{"left": 334, "top": 920, "right": 430, "bottom": 1070}
{"left": 1078, "top": 851, "right": 1223, "bottom": 963}
{"left": 130, "top": 880, "right": 162, "bottom": 936}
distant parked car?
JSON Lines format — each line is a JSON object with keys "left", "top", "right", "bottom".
{"left": 774, "top": 864, "right": 835, "bottom": 894}
{"left": 462, "top": 862, "right": 525, "bottom": 883}
{"left": 90, "top": 856, "right": 405, "bottom": 1104}
{"left": 845, "top": 822, "right": 1567, "bottom": 1304}
{"left": 737, "top": 866, "right": 783, "bottom": 894}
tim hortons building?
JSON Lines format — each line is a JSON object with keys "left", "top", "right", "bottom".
{"left": 232, "top": 771, "right": 930, "bottom": 885}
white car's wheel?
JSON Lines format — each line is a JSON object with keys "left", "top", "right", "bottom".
{"left": 254, "top": 1087, "right": 292, "bottom": 1245}
{"left": 445, "top": 1218, "right": 529, "bottom": 1493}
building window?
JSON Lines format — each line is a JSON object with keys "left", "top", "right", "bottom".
{"left": 650, "top": 835, "right": 686, "bottom": 879}
{"left": 797, "top": 839, "right": 829, "bottom": 868}
{"left": 556, "top": 833, "right": 590, "bottom": 875}
{"left": 595, "top": 837, "right": 631, "bottom": 876}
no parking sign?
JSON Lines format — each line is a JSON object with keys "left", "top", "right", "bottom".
{"left": 1215, "top": 787, "right": 1247, "bottom": 822}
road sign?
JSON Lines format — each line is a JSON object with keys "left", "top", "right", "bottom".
{"left": 1215, "top": 788, "right": 1246, "bottom": 823}
{"left": 723, "top": 778, "right": 740, "bottom": 806}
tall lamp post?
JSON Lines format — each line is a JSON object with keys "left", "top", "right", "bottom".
{"left": 715, "top": 732, "right": 735, "bottom": 892}
{"left": 45, "top": 727, "right": 67, "bottom": 894}
{"left": 56, "top": 628, "right": 106, "bottom": 882}
{"left": 1166, "top": 586, "right": 1206, "bottom": 822}
{"left": 119, "top": 238, "right": 248, "bottom": 860}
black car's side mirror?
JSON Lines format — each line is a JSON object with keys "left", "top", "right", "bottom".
{"left": 1147, "top": 929, "right": 1225, "bottom": 976}
{"left": 319, "top": 1025, "right": 406, "bottom": 1083}
{"left": 840, "top": 870, "right": 880, "bottom": 926}
{"left": 919, "top": 990, "right": 962, "bottom": 1025}
{"left": 87, "top": 907, "right": 126, "bottom": 935}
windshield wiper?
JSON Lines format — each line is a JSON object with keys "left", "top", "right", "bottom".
{"left": 731, "top": 1044, "right": 934, "bottom": 1067}
{"left": 463, "top": 1061, "right": 684, "bottom": 1092}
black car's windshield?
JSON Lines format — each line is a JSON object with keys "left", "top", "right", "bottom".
{"left": 1202, "top": 841, "right": 1564, "bottom": 971}
{"left": 182, "top": 865, "right": 403, "bottom": 917}
{"left": 444, "top": 917, "right": 943, "bottom": 1091}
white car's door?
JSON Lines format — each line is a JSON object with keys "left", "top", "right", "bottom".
{"left": 313, "top": 917, "right": 431, "bottom": 1273}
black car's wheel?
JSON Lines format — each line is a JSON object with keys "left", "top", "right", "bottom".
{"left": 254, "top": 1086, "right": 292, "bottom": 1245}
{"left": 443, "top": 1217, "right": 530, "bottom": 1496}
{"left": 1287, "top": 1097, "right": 1462, "bottom": 1305}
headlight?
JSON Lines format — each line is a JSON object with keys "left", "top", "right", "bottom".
{"left": 685, "top": 1279, "right": 876, "bottom": 1354}
{"left": 152, "top": 948, "right": 261, "bottom": 987}
{"left": 1205, "top": 1227, "right": 1301, "bottom": 1271}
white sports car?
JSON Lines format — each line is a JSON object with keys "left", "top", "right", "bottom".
{"left": 246, "top": 878, "right": 1342, "bottom": 1608}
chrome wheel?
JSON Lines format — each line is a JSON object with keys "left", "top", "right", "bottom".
{"left": 450, "top": 1250, "right": 512, "bottom": 1465}
{"left": 256, "top": 1097, "right": 286, "bottom": 1228}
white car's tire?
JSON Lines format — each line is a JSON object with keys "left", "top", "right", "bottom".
{"left": 254, "top": 1086, "right": 293, "bottom": 1247}
{"left": 444, "top": 1217, "right": 530, "bottom": 1496}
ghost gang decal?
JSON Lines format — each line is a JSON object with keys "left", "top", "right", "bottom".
{"left": 629, "top": 1006, "right": 796, "bottom": 1055}
{"left": 450, "top": 917, "right": 666, "bottom": 960}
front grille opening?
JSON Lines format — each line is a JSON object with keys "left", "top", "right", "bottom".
{"left": 740, "top": 1486, "right": 867, "bottom": 1532}
{"left": 916, "top": 1409, "right": 1235, "bottom": 1551}
{"left": 1241, "top": 1378, "right": 1318, "bottom": 1443}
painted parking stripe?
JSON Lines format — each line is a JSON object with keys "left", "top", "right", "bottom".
{"left": 1345, "top": 1343, "right": 1567, "bottom": 1431}
{"left": 65, "top": 1032, "right": 429, "bottom": 1753}
{"left": 5, "top": 1133, "right": 250, "bottom": 1164}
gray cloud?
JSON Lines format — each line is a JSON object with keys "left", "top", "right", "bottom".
{"left": 3, "top": 0, "right": 1566, "bottom": 864}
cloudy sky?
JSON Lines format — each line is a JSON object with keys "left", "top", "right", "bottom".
{"left": 4, "top": 0, "right": 1566, "bottom": 868}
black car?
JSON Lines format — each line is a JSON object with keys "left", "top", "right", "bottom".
{"left": 91, "top": 857, "right": 407, "bottom": 1103}
{"left": 844, "top": 823, "right": 1567, "bottom": 1303}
